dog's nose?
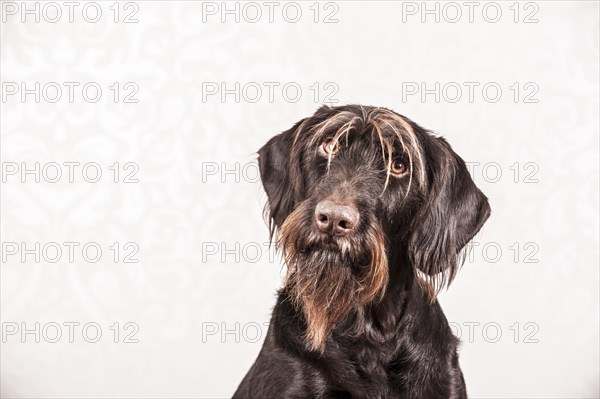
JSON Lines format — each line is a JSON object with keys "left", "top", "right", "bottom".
{"left": 315, "top": 200, "right": 359, "bottom": 236}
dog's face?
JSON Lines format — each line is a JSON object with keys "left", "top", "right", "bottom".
{"left": 259, "top": 105, "right": 490, "bottom": 351}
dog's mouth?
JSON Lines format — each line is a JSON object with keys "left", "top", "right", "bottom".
{"left": 300, "top": 238, "right": 340, "bottom": 253}
{"left": 297, "top": 236, "right": 375, "bottom": 270}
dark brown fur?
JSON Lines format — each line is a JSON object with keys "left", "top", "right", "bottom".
{"left": 233, "top": 105, "right": 491, "bottom": 399}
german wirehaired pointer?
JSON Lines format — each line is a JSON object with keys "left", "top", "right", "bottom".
{"left": 233, "top": 105, "right": 491, "bottom": 399}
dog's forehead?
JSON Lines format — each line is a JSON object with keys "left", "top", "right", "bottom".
{"left": 303, "top": 108, "right": 417, "bottom": 147}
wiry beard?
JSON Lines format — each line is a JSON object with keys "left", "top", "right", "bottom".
{"left": 277, "top": 204, "right": 389, "bottom": 352}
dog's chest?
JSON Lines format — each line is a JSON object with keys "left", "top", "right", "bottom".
{"left": 325, "top": 335, "right": 402, "bottom": 396}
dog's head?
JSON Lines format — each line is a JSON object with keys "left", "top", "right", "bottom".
{"left": 259, "top": 105, "right": 490, "bottom": 351}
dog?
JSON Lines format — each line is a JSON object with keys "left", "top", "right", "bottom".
{"left": 233, "top": 105, "right": 490, "bottom": 399}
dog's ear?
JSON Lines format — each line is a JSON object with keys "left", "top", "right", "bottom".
{"left": 408, "top": 136, "right": 491, "bottom": 294}
{"left": 258, "top": 119, "right": 306, "bottom": 238}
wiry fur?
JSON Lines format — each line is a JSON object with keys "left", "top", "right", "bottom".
{"left": 233, "top": 105, "right": 491, "bottom": 399}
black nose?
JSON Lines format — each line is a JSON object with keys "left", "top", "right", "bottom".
{"left": 315, "top": 200, "right": 359, "bottom": 236}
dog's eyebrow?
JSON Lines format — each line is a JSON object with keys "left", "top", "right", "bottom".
{"left": 369, "top": 120, "right": 393, "bottom": 192}
{"left": 377, "top": 113, "right": 425, "bottom": 186}
{"left": 378, "top": 119, "right": 414, "bottom": 196}
{"left": 326, "top": 116, "right": 362, "bottom": 172}
{"left": 307, "top": 111, "right": 357, "bottom": 147}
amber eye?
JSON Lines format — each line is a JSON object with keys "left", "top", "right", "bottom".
{"left": 320, "top": 139, "right": 338, "bottom": 157}
{"left": 390, "top": 159, "right": 407, "bottom": 176}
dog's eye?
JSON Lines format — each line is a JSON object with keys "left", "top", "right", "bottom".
{"left": 390, "top": 159, "right": 407, "bottom": 176}
{"left": 319, "top": 139, "right": 338, "bottom": 157}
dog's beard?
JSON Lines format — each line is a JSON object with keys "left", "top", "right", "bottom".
{"left": 277, "top": 204, "right": 389, "bottom": 352}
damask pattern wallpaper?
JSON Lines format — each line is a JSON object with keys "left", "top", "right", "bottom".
{"left": 1, "top": 1, "right": 598, "bottom": 398}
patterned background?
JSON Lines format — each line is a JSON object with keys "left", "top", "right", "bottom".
{"left": 1, "top": 1, "right": 598, "bottom": 398}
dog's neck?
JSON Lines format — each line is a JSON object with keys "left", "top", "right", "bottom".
{"left": 327, "top": 251, "right": 426, "bottom": 344}
{"left": 365, "top": 251, "right": 419, "bottom": 329}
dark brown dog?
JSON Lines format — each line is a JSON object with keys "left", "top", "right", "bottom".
{"left": 233, "top": 105, "right": 490, "bottom": 399}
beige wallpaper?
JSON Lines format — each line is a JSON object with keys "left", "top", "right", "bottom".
{"left": 1, "top": 1, "right": 598, "bottom": 398}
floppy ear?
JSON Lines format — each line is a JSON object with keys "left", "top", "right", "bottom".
{"left": 258, "top": 119, "right": 306, "bottom": 238}
{"left": 408, "top": 136, "right": 491, "bottom": 293}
